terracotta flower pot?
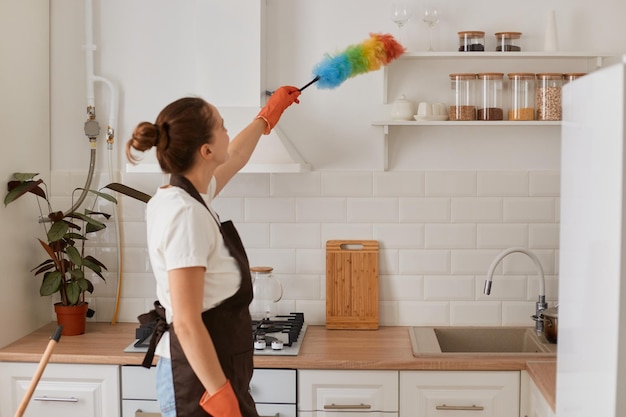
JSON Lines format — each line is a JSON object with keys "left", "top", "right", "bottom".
{"left": 54, "top": 302, "right": 88, "bottom": 336}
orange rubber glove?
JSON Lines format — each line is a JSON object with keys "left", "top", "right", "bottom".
{"left": 256, "top": 86, "right": 301, "bottom": 134}
{"left": 199, "top": 380, "right": 242, "bottom": 417}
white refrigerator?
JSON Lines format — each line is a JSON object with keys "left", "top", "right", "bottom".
{"left": 558, "top": 56, "right": 626, "bottom": 416}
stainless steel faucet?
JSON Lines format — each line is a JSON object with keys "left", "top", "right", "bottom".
{"left": 483, "top": 247, "right": 548, "bottom": 334}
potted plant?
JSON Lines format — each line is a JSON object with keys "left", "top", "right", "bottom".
{"left": 4, "top": 172, "right": 117, "bottom": 335}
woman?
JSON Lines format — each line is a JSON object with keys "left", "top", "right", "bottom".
{"left": 126, "top": 86, "right": 301, "bottom": 417}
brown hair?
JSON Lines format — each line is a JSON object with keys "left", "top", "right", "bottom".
{"left": 126, "top": 97, "right": 218, "bottom": 174}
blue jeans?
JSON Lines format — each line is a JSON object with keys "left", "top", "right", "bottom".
{"left": 156, "top": 357, "right": 177, "bottom": 417}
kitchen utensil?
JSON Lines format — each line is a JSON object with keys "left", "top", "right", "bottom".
{"left": 250, "top": 266, "right": 284, "bottom": 320}
{"left": 422, "top": 6, "right": 441, "bottom": 51}
{"left": 14, "top": 325, "right": 63, "bottom": 417}
{"left": 326, "top": 240, "right": 379, "bottom": 329}
{"left": 392, "top": 95, "right": 416, "bottom": 120}
{"left": 541, "top": 306, "right": 558, "bottom": 343}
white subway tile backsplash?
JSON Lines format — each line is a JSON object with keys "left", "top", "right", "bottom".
{"left": 503, "top": 197, "right": 556, "bottom": 222}
{"left": 321, "top": 172, "right": 372, "bottom": 196}
{"left": 399, "top": 250, "right": 450, "bottom": 274}
{"left": 271, "top": 172, "right": 321, "bottom": 196}
{"left": 52, "top": 169, "right": 560, "bottom": 326}
{"left": 425, "top": 224, "right": 476, "bottom": 249}
{"left": 245, "top": 198, "right": 295, "bottom": 222}
{"left": 296, "top": 198, "right": 346, "bottom": 222}
{"left": 426, "top": 171, "right": 476, "bottom": 196}
{"left": 374, "top": 224, "right": 425, "bottom": 248}
{"left": 379, "top": 275, "right": 424, "bottom": 301}
{"left": 397, "top": 301, "right": 450, "bottom": 326}
{"left": 450, "top": 302, "right": 502, "bottom": 326}
{"left": 477, "top": 224, "right": 528, "bottom": 248}
{"left": 399, "top": 198, "right": 450, "bottom": 222}
{"left": 270, "top": 223, "right": 321, "bottom": 248}
{"left": 501, "top": 302, "right": 537, "bottom": 326}
{"left": 347, "top": 198, "right": 398, "bottom": 223}
{"left": 424, "top": 276, "right": 474, "bottom": 301}
{"left": 477, "top": 171, "right": 528, "bottom": 196}
{"left": 373, "top": 171, "right": 424, "bottom": 196}
{"left": 529, "top": 223, "right": 560, "bottom": 248}
{"left": 451, "top": 198, "right": 502, "bottom": 222}
{"left": 529, "top": 171, "right": 560, "bottom": 196}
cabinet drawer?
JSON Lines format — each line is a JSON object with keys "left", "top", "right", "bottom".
{"left": 122, "top": 366, "right": 157, "bottom": 400}
{"left": 0, "top": 362, "right": 120, "bottom": 417}
{"left": 400, "top": 371, "right": 519, "bottom": 417}
{"left": 299, "top": 370, "right": 398, "bottom": 412}
{"left": 250, "top": 368, "right": 297, "bottom": 404}
{"left": 122, "top": 399, "right": 161, "bottom": 417}
{"left": 256, "top": 403, "right": 296, "bottom": 417}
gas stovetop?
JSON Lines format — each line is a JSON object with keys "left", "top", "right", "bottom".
{"left": 124, "top": 312, "right": 307, "bottom": 356}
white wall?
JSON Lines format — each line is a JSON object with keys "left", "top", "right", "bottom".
{"left": 22, "top": 0, "right": 626, "bottom": 329}
{"left": 0, "top": 1, "right": 51, "bottom": 348}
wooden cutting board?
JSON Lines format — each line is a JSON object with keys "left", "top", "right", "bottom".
{"left": 326, "top": 240, "right": 379, "bottom": 329}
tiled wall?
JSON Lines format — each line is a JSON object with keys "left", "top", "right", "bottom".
{"left": 50, "top": 169, "right": 560, "bottom": 327}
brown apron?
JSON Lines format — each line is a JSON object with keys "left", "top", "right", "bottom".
{"left": 139, "top": 175, "right": 259, "bottom": 417}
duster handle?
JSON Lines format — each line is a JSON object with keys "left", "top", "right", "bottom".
{"left": 299, "top": 76, "right": 320, "bottom": 92}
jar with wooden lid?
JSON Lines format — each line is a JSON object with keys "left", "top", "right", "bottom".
{"left": 563, "top": 73, "right": 586, "bottom": 84}
{"left": 449, "top": 73, "right": 477, "bottom": 121}
{"left": 535, "top": 73, "right": 563, "bottom": 121}
{"left": 507, "top": 73, "right": 535, "bottom": 120}
{"left": 477, "top": 72, "right": 504, "bottom": 120}
{"left": 495, "top": 32, "right": 522, "bottom": 52}
{"left": 458, "top": 31, "right": 485, "bottom": 51}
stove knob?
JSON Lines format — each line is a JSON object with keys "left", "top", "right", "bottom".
{"left": 271, "top": 340, "right": 284, "bottom": 350}
{"left": 254, "top": 340, "right": 267, "bottom": 350}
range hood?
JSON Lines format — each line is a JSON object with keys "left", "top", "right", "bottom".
{"left": 126, "top": 106, "right": 310, "bottom": 174}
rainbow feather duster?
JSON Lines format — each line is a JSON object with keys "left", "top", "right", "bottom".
{"left": 301, "top": 33, "right": 406, "bottom": 91}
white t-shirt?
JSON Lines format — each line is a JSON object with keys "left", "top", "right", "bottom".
{"left": 146, "top": 177, "right": 241, "bottom": 358}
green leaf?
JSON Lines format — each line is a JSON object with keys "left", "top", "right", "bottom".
{"left": 70, "top": 212, "right": 105, "bottom": 230}
{"left": 13, "top": 173, "right": 39, "bottom": 181}
{"left": 69, "top": 269, "right": 85, "bottom": 280}
{"left": 40, "top": 271, "right": 62, "bottom": 296}
{"left": 47, "top": 221, "right": 69, "bottom": 242}
{"left": 84, "top": 255, "right": 106, "bottom": 270}
{"left": 66, "top": 245, "right": 82, "bottom": 266}
{"left": 65, "top": 232, "right": 87, "bottom": 240}
{"left": 76, "top": 278, "right": 91, "bottom": 293}
{"left": 86, "top": 222, "right": 106, "bottom": 234}
{"left": 66, "top": 281, "right": 81, "bottom": 305}
{"left": 4, "top": 179, "right": 46, "bottom": 206}
{"left": 82, "top": 257, "right": 102, "bottom": 273}
{"left": 75, "top": 188, "right": 118, "bottom": 204}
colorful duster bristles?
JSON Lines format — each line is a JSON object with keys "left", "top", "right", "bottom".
{"left": 302, "top": 33, "right": 406, "bottom": 91}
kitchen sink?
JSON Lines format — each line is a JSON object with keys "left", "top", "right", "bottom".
{"left": 409, "top": 326, "right": 557, "bottom": 356}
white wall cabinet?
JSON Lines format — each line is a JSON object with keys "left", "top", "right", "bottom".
{"left": 399, "top": 370, "right": 520, "bottom": 417}
{"left": 0, "top": 362, "right": 120, "bottom": 417}
{"left": 298, "top": 370, "right": 398, "bottom": 417}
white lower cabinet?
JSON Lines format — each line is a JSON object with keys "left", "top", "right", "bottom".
{"left": 298, "top": 370, "right": 399, "bottom": 417}
{"left": 525, "top": 375, "right": 555, "bottom": 417}
{"left": 0, "top": 362, "right": 120, "bottom": 417}
{"left": 399, "top": 371, "right": 520, "bottom": 417}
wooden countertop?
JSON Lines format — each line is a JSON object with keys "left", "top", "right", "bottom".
{"left": 0, "top": 322, "right": 556, "bottom": 408}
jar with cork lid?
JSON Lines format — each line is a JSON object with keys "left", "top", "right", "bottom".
{"left": 535, "top": 73, "right": 563, "bottom": 121}
{"left": 458, "top": 31, "right": 485, "bottom": 51}
{"left": 477, "top": 72, "right": 505, "bottom": 120}
{"left": 563, "top": 73, "right": 586, "bottom": 85}
{"left": 507, "top": 73, "right": 535, "bottom": 120}
{"left": 495, "top": 32, "right": 522, "bottom": 52}
{"left": 449, "top": 73, "right": 477, "bottom": 121}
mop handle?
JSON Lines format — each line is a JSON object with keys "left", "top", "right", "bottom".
{"left": 14, "top": 326, "right": 63, "bottom": 417}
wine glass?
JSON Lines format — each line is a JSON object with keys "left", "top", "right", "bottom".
{"left": 422, "top": 6, "right": 440, "bottom": 51}
{"left": 391, "top": 2, "right": 413, "bottom": 46}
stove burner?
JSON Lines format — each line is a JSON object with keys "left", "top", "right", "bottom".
{"left": 252, "top": 312, "right": 304, "bottom": 347}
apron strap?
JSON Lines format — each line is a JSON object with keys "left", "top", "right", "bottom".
{"left": 138, "top": 301, "right": 168, "bottom": 368}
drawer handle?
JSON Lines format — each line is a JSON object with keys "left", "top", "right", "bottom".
{"left": 324, "top": 403, "right": 372, "bottom": 410}
{"left": 33, "top": 396, "right": 79, "bottom": 403}
{"left": 259, "top": 414, "right": 279, "bottom": 417}
{"left": 436, "top": 404, "right": 484, "bottom": 411}
{"left": 135, "top": 411, "right": 162, "bottom": 417}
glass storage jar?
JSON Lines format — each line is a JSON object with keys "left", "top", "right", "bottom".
{"left": 495, "top": 32, "right": 522, "bottom": 52}
{"left": 477, "top": 72, "right": 504, "bottom": 120}
{"left": 458, "top": 31, "right": 485, "bottom": 52}
{"left": 507, "top": 73, "right": 535, "bottom": 120}
{"left": 535, "top": 73, "right": 563, "bottom": 121}
{"left": 563, "top": 72, "right": 586, "bottom": 84}
{"left": 449, "top": 73, "right": 477, "bottom": 121}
